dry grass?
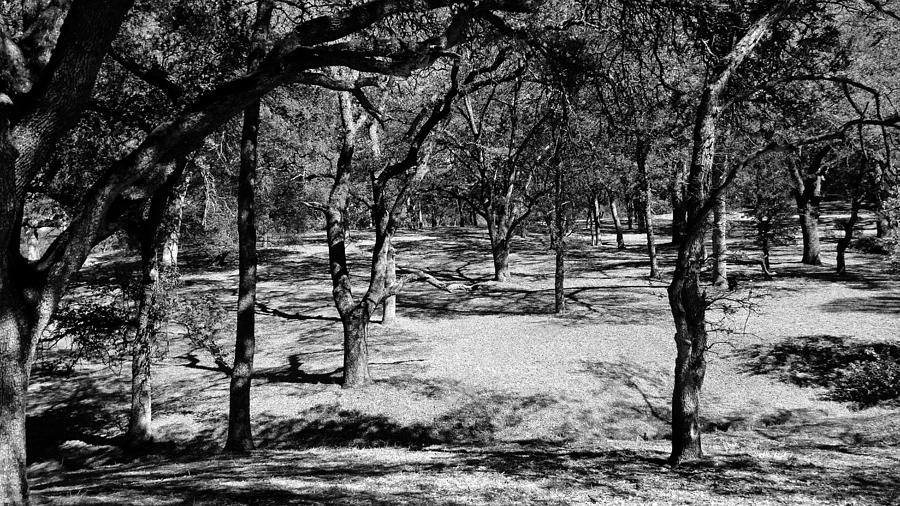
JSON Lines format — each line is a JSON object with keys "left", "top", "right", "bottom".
{"left": 28, "top": 213, "right": 900, "bottom": 505}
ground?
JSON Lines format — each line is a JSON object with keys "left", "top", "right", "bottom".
{"left": 26, "top": 210, "right": 900, "bottom": 505}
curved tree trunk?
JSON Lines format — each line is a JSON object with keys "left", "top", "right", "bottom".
{"left": 226, "top": 0, "right": 275, "bottom": 453}
{"left": 836, "top": 200, "right": 860, "bottom": 275}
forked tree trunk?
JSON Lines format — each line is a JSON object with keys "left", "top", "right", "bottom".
{"left": 226, "top": 0, "right": 274, "bottom": 453}
{"left": 610, "top": 197, "right": 625, "bottom": 249}
{"left": 382, "top": 241, "right": 397, "bottom": 325}
{"left": 836, "top": 200, "right": 860, "bottom": 275}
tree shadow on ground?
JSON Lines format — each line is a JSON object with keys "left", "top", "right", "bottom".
{"left": 819, "top": 294, "right": 900, "bottom": 314}
{"left": 30, "top": 439, "right": 900, "bottom": 505}
{"left": 255, "top": 390, "right": 561, "bottom": 450}
{"left": 26, "top": 375, "right": 127, "bottom": 463}
{"left": 738, "top": 334, "right": 900, "bottom": 407}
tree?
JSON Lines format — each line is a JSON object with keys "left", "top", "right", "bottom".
{"left": 441, "top": 63, "right": 554, "bottom": 282}
{"left": 225, "top": 0, "right": 275, "bottom": 453}
{"left": 665, "top": 0, "right": 799, "bottom": 464}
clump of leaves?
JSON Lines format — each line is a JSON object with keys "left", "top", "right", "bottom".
{"left": 38, "top": 279, "right": 139, "bottom": 374}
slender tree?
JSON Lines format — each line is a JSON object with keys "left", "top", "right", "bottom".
{"left": 226, "top": 0, "right": 275, "bottom": 453}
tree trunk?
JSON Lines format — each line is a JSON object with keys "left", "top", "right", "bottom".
{"left": 382, "top": 241, "right": 397, "bottom": 325}
{"left": 790, "top": 149, "right": 828, "bottom": 266}
{"left": 492, "top": 238, "right": 511, "bottom": 282}
{"left": 342, "top": 307, "right": 372, "bottom": 387}
{"left": 626, "top": 198, "right": 634, "bottom": 230}
{"left": 125, "top": 245, "right": 158, "bottom": 448}
{"left": 637, "top": 140, "right": 660, "bottom": 279}
{"left": 836, "top": 200, "right": 860, "bottom": 275}
{"left": 226, "top": 0, "right": 274, "bottom": 453}
{"left": 669, "top": 248, "right": 707, "bottom": 464}
{"left": 711, "top": 164, "right": 728, "bottom": 288}
{"left": 667, "top": 0, "right": 792, "bottom": 462}
{"left": 160, "top": 179, "right": 188, "bottom": 269}
{"left": 671, "top": 160, "right": 688, "bottom": 244}
{"left": 610, "top": 197, "right": 625, "bottom": 249}
{"left": 554, "top": 150, "right": 566, "bottom": 313}
{"left": 796, "top": 195, "right": 823, "bottom": 266}
{"left": 0, "top": 315, "right": 29, "bottom": 505}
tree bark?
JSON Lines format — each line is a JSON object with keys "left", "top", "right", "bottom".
{"left": 491, "top": 236, "right": 511, "bottom": 282}
{"left": 342, "top": 307, "right": 372, "bottom": 387}
{"left": 0, "top": 315, "right": 29, "bottom": 505}
{"left": 160, "top": 178, "right": 189, "bottom": 268}
{"left": 554, "top": 145, "right": 566, "bottom": 313}
{"left": 592, "top": 194, "right": 603, "bottom": 246}
{"left": 671, "top": 160, "right": 688, "bottom": 244}
{"left": 797, "top": 197, "right": 823, "bottom": 266}
{"left": 609, "top": 197, "right": 625, "bottom": 249}
{"left": 126, "top": 242, "right": 157, "bottom": 448}
{"left": 226, "top": 0, "right": 274, "bottom": 453}
{"left": 836, "top": 199, "right": 860, "bottom": 275}
{"left": 711, "top": 163, "right": 728, "bottom": 288}
{"left": 382, "top": 241, "right": 397, "bottom": 325}
{"left": 636, "top": 139, "right": 660, "bottom": 278}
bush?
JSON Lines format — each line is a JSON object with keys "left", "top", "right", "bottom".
{"left": 850, "top": 236, "right": 889, "bottom": 254}
{"left": 832, "top": 355, "right": 900, "bottom": 409}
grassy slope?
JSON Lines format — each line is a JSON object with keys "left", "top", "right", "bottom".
{"left": 28, "top": 214, "right": 900, "bottom": 505}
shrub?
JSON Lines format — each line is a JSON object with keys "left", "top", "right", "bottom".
{"left": 832, "top": 355, "right": 900, "bottom": 409}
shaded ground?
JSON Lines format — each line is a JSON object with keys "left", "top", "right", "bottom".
{"left": 28, "top": 212, "right": 900, "bottom": 505}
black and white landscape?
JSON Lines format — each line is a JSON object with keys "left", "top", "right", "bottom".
{"left": 1, "top": 0, "right": 899, "bottom": 504}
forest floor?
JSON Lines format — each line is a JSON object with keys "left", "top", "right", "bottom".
{"left": 26, "top": 209, "right": 900, "bottom": 505}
